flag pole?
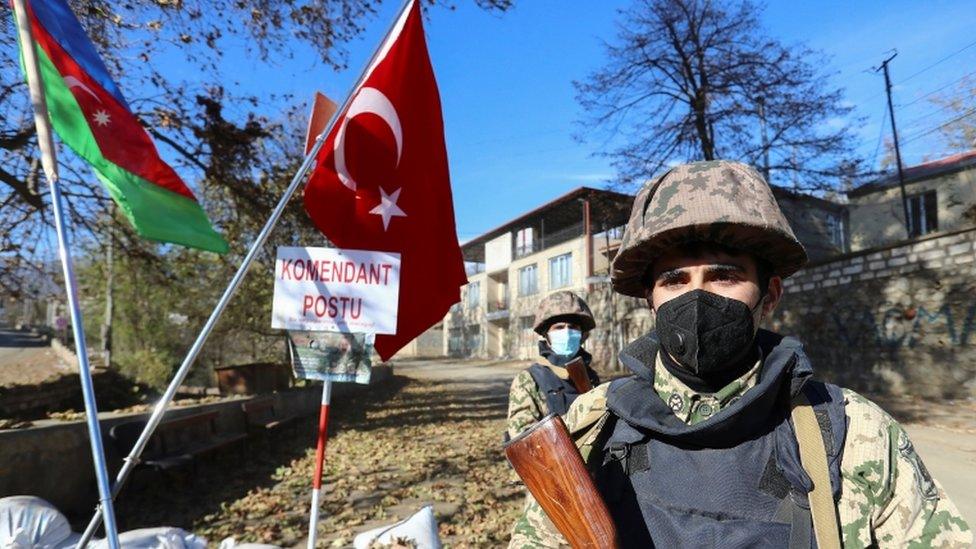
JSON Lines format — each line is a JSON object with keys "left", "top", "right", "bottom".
{"left": 307, "top": 379, "right": 333, "bottom": 549}
{"left": 76, "top": 1, "right": 416, "bottom": 545}
{"left": 11, "top": 1, "right": 122, "bottom": 548}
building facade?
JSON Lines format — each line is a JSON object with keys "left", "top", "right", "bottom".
{"left": 848, "top": 150, "right": 976, "bottom": 251}
{"left": 443, "top": 187, "right": 635, "bottom": 362}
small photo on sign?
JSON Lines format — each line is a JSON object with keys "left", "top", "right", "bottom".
{"left": 288, "top": 331, "right": 373, "bottom": 384}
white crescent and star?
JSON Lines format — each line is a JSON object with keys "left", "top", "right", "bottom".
{"left": 64, "top": 76, "right": 101, "bottom": 103}
{"left": 369, "top": 186, "right": 407, "bottom": 230}
{"left": 63, "top": 76, "right": 111, "bottom": 127}
{"left": 333, "top": 87, "right": 407, "bottom": 232}
{"left": 92, "top": 110, "right": 111, "bottom": 127}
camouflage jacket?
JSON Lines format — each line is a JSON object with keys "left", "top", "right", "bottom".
{"left": 506, "top": 366, "right": 565, "bottom": 440}
{"left": 509, "top": 352, "right": 973, "bottom": 548}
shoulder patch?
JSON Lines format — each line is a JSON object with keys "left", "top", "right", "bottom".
{"left": 898, "top": 432, "right": 938, "bottom": 501}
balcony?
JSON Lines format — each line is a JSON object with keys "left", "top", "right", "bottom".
{"left": 514, "top": 243, "right": 536, "bottom": 259}
{"left": 486, "top": 295, "right": 509, "bottom": 321}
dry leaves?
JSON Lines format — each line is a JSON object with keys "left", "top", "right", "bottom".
{"left": 115, "top": 375, "right": 524, "bottom": 547}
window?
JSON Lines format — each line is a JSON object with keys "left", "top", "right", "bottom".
{"left": 519, "top": 315, "right": 536, "bottom": 347}
{"left": 604, "top": 225, "right": 625, "bottom": 240}
{"left": 465, "top": 324, "right": 483, "bottom": 353}
{"left": 515, "top": 227, "right": 535, "bottom": 258}
{"left": 549, "top": 253, "right": 572, "bottom": 289}
{"left": 518, "top": 264, "right": 538, "bottom": 296}
{"left": 448, "top": 328, "right": 463, "bottom": 354}
{"left": 824, "top": 213, "right": 845, "bottom": 250}
{"left": 466, "top": 281, "right": 480, "bottom": 308}
{"left": 907, "top": 191, "right": 938, "bottom": 237}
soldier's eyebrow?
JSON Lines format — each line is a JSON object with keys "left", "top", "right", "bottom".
{"left": 654, "top": 267, "right": 687, "bottom": 282}
{"left": 706, "top": 263, "right": 746, "bottom": 276}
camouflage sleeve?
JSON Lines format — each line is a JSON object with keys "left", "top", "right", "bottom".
{"left": 507, "top": 495, "right": 570, "bottom": 549}
{"left": 840, "top": 389, "right": 972, "bottom": 548}
{"left": 507, "top": 370, "right": 547, "bottom": 440}
{"left": 506, "top": 384, "right": 612, "bottom": 549}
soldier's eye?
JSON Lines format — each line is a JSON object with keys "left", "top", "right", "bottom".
{"left": 659, "top": 274, "right": 685, "bottom": 287}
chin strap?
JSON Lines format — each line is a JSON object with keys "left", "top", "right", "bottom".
{"left": 791, "top": 390, "right": 842, "bottom": 549}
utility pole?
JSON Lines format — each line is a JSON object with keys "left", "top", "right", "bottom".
{"left": 604, "top": 225, "right": 619, "bottom": 371}
{"left": 876, "top": 52, "right": 912, "bottom": 238}
{"left": 758, "top": 97, "right": 771, "bottom": 183}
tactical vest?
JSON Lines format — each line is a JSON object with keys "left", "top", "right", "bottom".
{"left": 592, "top": 331, "right": 847, "bottom": 549}
{"left": 526, "top": 364, "right": 588, "bottom": 417}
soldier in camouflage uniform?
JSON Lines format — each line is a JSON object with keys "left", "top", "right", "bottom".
{"left": 509, "top": 161, "right": 972, "bottom": 548}
{"left": 506, "top": 291, "right": 601, "bottom": 440}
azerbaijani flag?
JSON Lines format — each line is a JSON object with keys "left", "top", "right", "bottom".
{"left": 14, "top": 0, "right": 228, "bottom": 253}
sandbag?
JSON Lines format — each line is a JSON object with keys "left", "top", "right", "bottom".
{"left": 89, "top": 527, "right": 207, "bottom": 549}
{"left": 353, "top": 505, "right": 441, "bottom": 549}
{"left": 0, "top": 495, "right": 73, "bottom": 549}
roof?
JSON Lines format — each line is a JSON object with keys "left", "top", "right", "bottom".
{"left": 848, "top": 149, "right": 976, "bottom": 198}
{"left": 460, "top": 186, "right": 634, "bottom": 257}
{"left": 770, "top": 185, "right": 845, "bottom": 211}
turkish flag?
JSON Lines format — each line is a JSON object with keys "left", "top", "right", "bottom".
{"left": 303, "top": 0, "right": 467, "bottom": 361}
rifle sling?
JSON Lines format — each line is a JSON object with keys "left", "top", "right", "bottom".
{"left": 791, "top": 390, "right": 842, "bottom": 549}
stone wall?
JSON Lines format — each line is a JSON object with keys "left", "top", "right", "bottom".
{"left": 0, "top": 365, "right": 392, "bottom": 516}
{"left": 772, "top": 227, "right": 976, "bottom": 398}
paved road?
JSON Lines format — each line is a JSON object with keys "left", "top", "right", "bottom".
{"left": 0, "top": 329, "right": 68, "bottom": 386}
{"left": 394, "top": 358, "right": 976, "bottom": 525}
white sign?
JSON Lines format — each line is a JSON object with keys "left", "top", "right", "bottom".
{"left": 272, "top": 247, "right": 400, "bottom": 334}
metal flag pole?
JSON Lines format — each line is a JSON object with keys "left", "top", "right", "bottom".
{"left": 11, "top": 1, "right": 122, "bottom": 548}
{"left": 76, "top": 0, "right": 416, "bottom": 545}
{"left": 306, "top": 379, "right": 333, "bottom": 549}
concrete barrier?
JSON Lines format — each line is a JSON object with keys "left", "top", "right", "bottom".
{"left": 0, "top": 364, "right": 392, "bottom": 516}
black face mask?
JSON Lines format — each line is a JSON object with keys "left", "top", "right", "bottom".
{"left": 655, "top": 289, "right": 762, "bottom": 375}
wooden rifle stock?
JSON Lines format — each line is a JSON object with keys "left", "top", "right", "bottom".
{"left": 565, "top": 357, "right": 592, "bottom": 393}
{"left": 504, "top": 414, "right": 618, "bottom": 549}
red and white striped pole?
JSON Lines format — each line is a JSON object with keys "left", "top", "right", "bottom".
{"left": 307, "top": 379, "right": 332, "bottom": 549}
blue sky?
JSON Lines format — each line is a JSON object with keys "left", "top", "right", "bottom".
{"left": 157, "top": 0, "right": 976, "bottom": 242}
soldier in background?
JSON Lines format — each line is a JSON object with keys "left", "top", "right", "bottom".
{"left": 506, "top": 291, "right": 601, "bottom": 440}
{"left": 509, "top": 161, "right": 972, "bottom": 548}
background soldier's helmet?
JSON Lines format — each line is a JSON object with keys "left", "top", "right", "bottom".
{"left": 611, "top": 160, "right": 808, "bottom": 298}
{"left": 533, "top": 291, "right": 596, "bottom": 335}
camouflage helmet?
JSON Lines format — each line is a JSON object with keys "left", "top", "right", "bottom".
{"left": 611, "top": 160, "right": 808, "bottom": 298}
{"left": 533, "top": 291, "right": 596, "bottom": 335}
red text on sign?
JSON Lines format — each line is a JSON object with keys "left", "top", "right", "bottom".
{"left": 302, "top": 295, "right": 364, "bottom": 320}
{"left": 281, "top": 259, "right": 393, "bottom": 285}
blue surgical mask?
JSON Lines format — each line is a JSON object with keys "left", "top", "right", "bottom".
{"left": 548, "top": 328, "right": 582, "bottom": 356}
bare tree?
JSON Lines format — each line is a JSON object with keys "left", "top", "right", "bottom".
{"left": 0, "top": 0, "right": 512, "bottom": 298}
{"left": 0, "top": 0, "right": 512, "bottom": 376}
{"left": 575, "top": 0, "right": 863, "bottom": 190}
{"left": 926, "top": 76, "right": 976, "bottom": 152}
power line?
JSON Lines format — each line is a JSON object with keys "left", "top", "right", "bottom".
{"left": 900, "top": 100, "right": 963, "bottom": 131}
{"left": 869, "top": 102, "right": 889, "bottom": 170}
{"left": 900, "top": 69, "right": 976, "bottom": 107}
{"left": 900, "top": 107, "right": 976, "bottom": 145}
{"left": 895, "top": 38, "right": 976, "bottom": 85}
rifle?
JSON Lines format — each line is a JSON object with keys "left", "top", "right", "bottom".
{"left": 504, "top": 414, "right": 618, "bottom": 549}
{"left": 565, "top": 356, "right": 593, "bottom": 393}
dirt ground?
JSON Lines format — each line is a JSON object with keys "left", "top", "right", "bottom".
{"left": 102, "top": 358, "right": 976, "bottom": 547}
{"left": 0, "top": 329, "right": 70, "bottom": 386}
{"left": 111, "top": 359, "right": 530, "bottom": 547}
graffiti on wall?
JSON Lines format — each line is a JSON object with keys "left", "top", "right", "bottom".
{"left": 826, "top": 302, "right": 976, "bottom": 349}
